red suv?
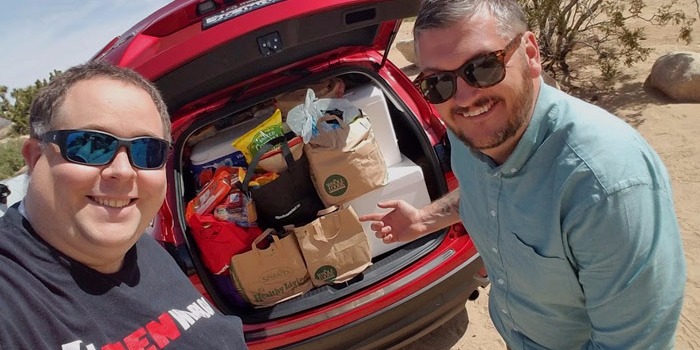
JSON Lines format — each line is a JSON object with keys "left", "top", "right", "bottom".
{"left": 95, "top": 0, "right": 488, "bottom": 348}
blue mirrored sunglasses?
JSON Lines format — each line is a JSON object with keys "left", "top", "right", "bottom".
{"left": 40, "top": 129, "right": 170, "bottom": 170}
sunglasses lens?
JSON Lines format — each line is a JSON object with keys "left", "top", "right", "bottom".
{"left": 130, "top": 138, "right": 169, "bottom": 169}
{"left": 419, "top": 73, "right": 456, "bottom": 104}
{"left": 467, "top": 54, "right": 506, "bottom": 88}
{"left": 60, "top": 130, "right": 168, "bottom": 169}
{"left": 64, "top": 131, "right": 118, "bottom": 165}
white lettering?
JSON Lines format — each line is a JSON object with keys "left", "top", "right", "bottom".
{"left": 62, "top": 340, "right": 96, "bottom": 350}
{"left": 169, "top": 309, "right": 196, "bottom": 331}
{"left": 168, "top": 297, "right": 216, "bottom": 330}
{"left": 196, "top": 297, "right": 215, "bottom": 317}
{"left": 186, "top": 303, "right": 206, "bottom": 321}
{"left": 61, "top": 297, "right": 215, "bottom": 350}
{"left": 275, "top": 203, "right": 300, "bottom": 219}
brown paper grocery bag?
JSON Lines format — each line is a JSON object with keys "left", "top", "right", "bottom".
{"left": 305, "top": 115, "right": 387, "bottom": 206}
{"left": 293, "top": 206, "right": 372, "bottom": 287}
{"left": 230, "top": 228, "right": 312, "bottom": 307}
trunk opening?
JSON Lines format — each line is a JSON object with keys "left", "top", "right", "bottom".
{"left": 173, "top": 68, "right": 448, "bottom": 322}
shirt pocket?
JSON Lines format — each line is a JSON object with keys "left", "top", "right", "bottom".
{"left": 501, "top": 230, "right": 583, "bottom": 308}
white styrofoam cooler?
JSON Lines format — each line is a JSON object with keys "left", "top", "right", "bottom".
{"left": 190, "top": 125, "right": 247, "bottom": 182}
{"left": 345, "top": 156, "right": 431, "bottom": 258}
{"left": 189, "top": 114, "right": 273, "bottom": 181}
{"left": 343, "top": 84, "right": 402, "bottom": 167}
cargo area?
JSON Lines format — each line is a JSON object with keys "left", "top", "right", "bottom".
{"left": 177, "top": 70, "right": 449, "bottom": 322}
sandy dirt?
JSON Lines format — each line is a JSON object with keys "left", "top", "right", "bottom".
{"left": 387, "top": 1, "right": 700, "bottom": 349}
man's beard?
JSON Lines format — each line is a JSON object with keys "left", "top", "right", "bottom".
{"left": 450, "top": 66, "right": 534, "bottom": 151}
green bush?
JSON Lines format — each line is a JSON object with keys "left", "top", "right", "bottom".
{"left": 520, "top": 0, "right": 698, "bottom": 85}
{"left": 0, "top": 138, "right": 26, "bottom": 180}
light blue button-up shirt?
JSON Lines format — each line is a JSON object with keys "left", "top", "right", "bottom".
{"left": 449, "top": 82, "right": 686, "bottom": 349}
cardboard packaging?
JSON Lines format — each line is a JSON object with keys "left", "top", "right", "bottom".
{"left": 345, "top": 156, "right": 431, "bottom": 257}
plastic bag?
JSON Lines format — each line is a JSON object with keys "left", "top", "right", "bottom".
{"left": 287, "top": 89, "right": 361, "bottom": 143}
{"left": 231, "top": 109, "right": 284, "bottom": 163}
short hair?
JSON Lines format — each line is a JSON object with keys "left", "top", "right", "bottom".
{"left": 29, "top": 61, "right": 171, "bottom": 142}
{"left": 414, "top": 0, "right": 528, "bottom": 39}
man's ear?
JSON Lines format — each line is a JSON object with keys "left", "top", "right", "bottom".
{"left": 22, "top": 138, "right": 43, "bottom": 174}
{"left": 523, "top": 31, "right": 542, "bottom": 79}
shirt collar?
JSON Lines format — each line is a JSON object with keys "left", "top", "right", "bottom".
{"left": 18, "top": 199, "right": 27, "bottom": 219}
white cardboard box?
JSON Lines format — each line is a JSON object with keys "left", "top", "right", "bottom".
{"left": 345, "top": 156, "right": 431, "bottom": 258}
{"left": 343, "top": 84, "right": 402, "bottom": 167}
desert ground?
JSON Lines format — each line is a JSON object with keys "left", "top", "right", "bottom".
{"left": 388, "top": 1, "right": 700, "bottom": 349}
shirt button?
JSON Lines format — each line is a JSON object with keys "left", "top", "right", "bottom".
{"left": 497, "top": 279, "right": 505, "bottom": 285}
{"left": 491, "top": 247, "right": 498, "bottom": 254}
{"left": 501, "top": 309, "right": 508, "bottom": 314}
{"left": 490, "top": 210, "right": 496, "bottom": 217}
{"left": 510, "top": 168, "right": 517, "bottom": 173}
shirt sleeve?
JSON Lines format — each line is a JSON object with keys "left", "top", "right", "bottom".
{"left": 565, "top": 181, "right": 685, "bottom": 350}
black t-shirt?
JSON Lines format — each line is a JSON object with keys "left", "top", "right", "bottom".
{"left": 0, "top": 206, "right": 248, "bottom": 349}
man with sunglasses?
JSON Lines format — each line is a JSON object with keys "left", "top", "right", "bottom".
{"left": 360, "top": 0, "right": 685, "bottom": 348}
{"left": 0, "top": 61, "right": 248, "bottom": 349}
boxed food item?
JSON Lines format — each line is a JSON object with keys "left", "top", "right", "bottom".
{"left": 344, "top": 156, "right": 431, "bottom": 258}
{"left": 343, "top": 84, "right": 402, "bottom": 167}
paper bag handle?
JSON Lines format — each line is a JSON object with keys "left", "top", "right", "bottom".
{"left": 251, "top": 228, "right": 276, "bottom": 251}
{"left": 313, "top": 207, "right": 342, "bottom": 242}
{"left": 316, "top": 205, "right": 339, "bottom": 217}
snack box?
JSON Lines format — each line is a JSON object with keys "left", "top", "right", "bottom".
{"left": 343, "top": 84, "right": 402, "bottom": 167}
{"left": 344, "top": 156, "right": 431, "bottom": 258}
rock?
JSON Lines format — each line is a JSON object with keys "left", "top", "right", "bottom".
{"left": 0, "top": 117, "right": 14, "bottom": 140}
{"left": 396, "top": 39, "right": 416, "bottom": 65}
{"left": 646, "top": 51, "right": 700, "bottom": 103}
{"left": 0, "top": 119, "right": 11, "bottom": 136}
{"left": 0, "top": 124, "right": 13, "bottom": 140}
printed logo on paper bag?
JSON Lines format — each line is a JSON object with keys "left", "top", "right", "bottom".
{"left": 253, "top": 276, "right": 310, "bottom": 304}
{"left": 315, "top": 265, "right": 338, "bottom": 282}
{"left": 324, "top": 174, "right": 348, "bottom": 197}
{"left": 260, "top": 268, "right": 293, "bottom": 284}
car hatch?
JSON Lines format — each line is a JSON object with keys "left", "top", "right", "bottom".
{"left": 97, "top": 0, "right": 419, "bottom": 118}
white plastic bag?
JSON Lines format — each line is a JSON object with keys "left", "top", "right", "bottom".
{"left": 287, "top": 89, "right": 361, "bottom": 143}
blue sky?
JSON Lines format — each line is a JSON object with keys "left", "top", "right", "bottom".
{"left": 0, "top": 0, "right": 173, "bottom": 92}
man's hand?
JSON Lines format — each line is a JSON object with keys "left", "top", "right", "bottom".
{"left": 358, "top": 200, "right": 428, "bottom": 244}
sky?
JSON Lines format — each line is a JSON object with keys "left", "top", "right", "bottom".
{"left": 0, "top": 0, "right": 173, "bottom": 92}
